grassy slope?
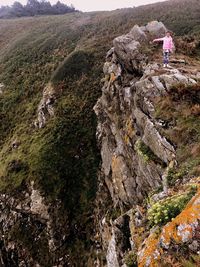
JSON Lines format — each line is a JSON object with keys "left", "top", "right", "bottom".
{"left": 155, "top": 82, "right": 200, "bottom": 184}
{"left": 0, "top": 0, "right": 200, "bottom": 264}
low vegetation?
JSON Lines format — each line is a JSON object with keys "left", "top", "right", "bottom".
{"left": 135, "top": 139, "right": 164, "bottom": 165}
{"left": 124, "top": 251, "right": 137, "bottom": 267}
{"left": 155, "top": 82, "right": 200, "bottom": 180}
{"left": 148, "top": 185, "right": 197, "bottom": 227}
{"left": 182, "top": 254, "right": 200, "bottom": 267}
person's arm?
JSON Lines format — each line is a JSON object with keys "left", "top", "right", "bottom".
{"left": 153, "top": 37, "right": 164, "bottom": 43}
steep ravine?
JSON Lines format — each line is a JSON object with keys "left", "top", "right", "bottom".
{"left": 94, "top": 21, "right": 200, "bottom": 266}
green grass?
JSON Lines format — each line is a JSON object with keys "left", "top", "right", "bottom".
{"left": 135, "top": 139, "right": 165, "bottom": 166}
{"left": 51, "top": 50, "right": 93, "bottom": 83}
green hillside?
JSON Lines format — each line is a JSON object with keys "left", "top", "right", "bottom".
{"left": 0, "top": 0, "right": 200, "bottom": 265}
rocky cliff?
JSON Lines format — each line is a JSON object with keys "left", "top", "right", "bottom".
{"left": 94, "top": 21, "right": 200, "bottom": 266}
{"left": 0, "top": 13, "right": 200, "bottom": 266}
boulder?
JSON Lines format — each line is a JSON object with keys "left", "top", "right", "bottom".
{"left": 145, "top": 20, "right": 167, "bottom": 38}
{"left": 113, "top": 20, "right": 167, "bottom": 73}
{"left": 129, "top": 25, "right": 147, "bottom": 43}
{"left": 113, "top": 35, "right": 146, "bottom": 73}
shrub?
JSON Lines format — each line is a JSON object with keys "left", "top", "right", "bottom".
{"left": 170, "top": 82, "right": 200, "bottom": 105}
{"left": 182, "top": 254, "right": 200, "bottom": 267}
{"left": 148, "top": 186, "right": 197, "bottom": 227}
{"left": 124, "top": 251, "right": 137, "bottom": 267}
{"left": 134, "top": 139, "right": 164, "bottom": 165}
{"left": 166, "top": 167, "right": 187, "bottom": 186}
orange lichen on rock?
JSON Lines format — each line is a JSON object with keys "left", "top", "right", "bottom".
{"left": 130, "top": 224, "right": 146, "bottom": 250}
{"left": 126, "top": 118, "right": 135, "bottom": 138}
{"left": 111, "top": 155, "right": 128, "bottom": 200}
{"left": 138, "top": 186, "right": 200, "bottom": 267}
{"left": 161, "top": 187, "right": 200, "bottom": 247}
{"left": 138, "top": 232, "right": 162, "bottom": 267}
{"left": 110, "top": 72, "right": 116, "bottom": 82}
{"left": 124, "top": 118, "right": 135, "bottom": 144}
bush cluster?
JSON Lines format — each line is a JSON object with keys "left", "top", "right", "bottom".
{"left": 134, "top": 139, "right": 162, "bottom": 165}
{"left": 124, "top": 251, "right": 137, "bottom": 267}
{"left": 148, "top": 186, "right": 197, "bottom": 227}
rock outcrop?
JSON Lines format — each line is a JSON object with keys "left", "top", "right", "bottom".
{"left": 94, "top": 21, "right": 200, "bottom": 266}
{"left": 0, "top": 83, "right": 4, "bottom": 94}
{"left": 34, "top": 83, "right": 56, "bottom": 128}
{"left": 138, "top": 183, "right": 200, "bottom": 266}
{"left": 0, "top": 182, "right": 70, "bottom": 266}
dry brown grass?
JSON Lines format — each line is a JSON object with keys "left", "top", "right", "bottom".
{"left": 191, "top": 143, "right": 200, "bottom": 157}
{"left": 155, "top": 81, "right": 200, "bottom": 180}
{"left": 175, "top": 36, "right": 200, "bottom": 56}
{"left": 169, "top": 82, "right": 200, "bottom": 105}
{"left": 191, "top": 104, "right": 200, "bottom": 116}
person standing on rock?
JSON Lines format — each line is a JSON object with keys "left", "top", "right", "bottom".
{"left": 153, "top": 31, "right": 174, "bottom": 68}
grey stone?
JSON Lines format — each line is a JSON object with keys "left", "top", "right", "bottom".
{"left": 113, "top": 35, "right": 145, "bottom": 73}
{"left": 0, "top": 83, "right": 4, "bottom": 93}
{"left": 146, "top": 21, "right": 167, "bottom": 38}
{"left": 129, "top": 25, "right": 147, "bottom": 43}
{"left": 189, "top": 240, "right": 199, "bottom": 252}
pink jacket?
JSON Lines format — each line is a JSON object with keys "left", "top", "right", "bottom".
{"left": 153, "top": 36, "right": 173, "bottom": 51}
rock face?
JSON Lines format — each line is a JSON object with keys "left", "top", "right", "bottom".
{"left": 94, "top": 21, "right": 200, "bottom": 266}
{"left": 0, "top": 182, "right": 70, "bottom": 266}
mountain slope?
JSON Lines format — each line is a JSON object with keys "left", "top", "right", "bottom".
{"left": 0, "top": 0, "right": 200, "bottom": 266}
